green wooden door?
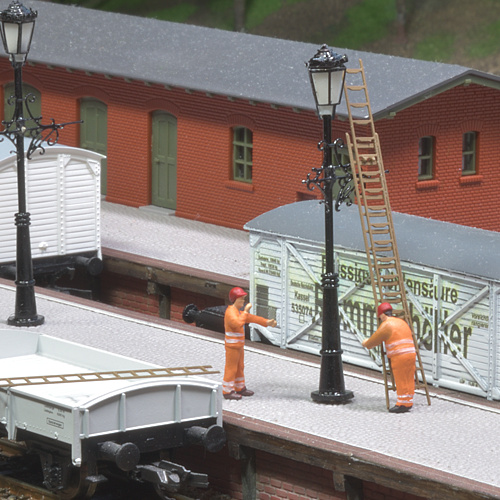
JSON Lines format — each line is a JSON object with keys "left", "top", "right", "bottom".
{"left": 80, "top": 98, "right": 108, "bottom": 195}
{"left": 151, "top": 111, "right": 177, "bottom": 210}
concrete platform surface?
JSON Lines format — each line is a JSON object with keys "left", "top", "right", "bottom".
{"left": 101, "top": 202, "right": 250, "bottom": 280}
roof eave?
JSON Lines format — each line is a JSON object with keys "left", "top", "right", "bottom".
{"left": 372, "top": 70, "right": 500, "bottom": 121}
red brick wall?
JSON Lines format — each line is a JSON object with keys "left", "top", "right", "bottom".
{"left": 175, "top": 445, "right": 429, "bottom": 500}
{"left": 2, "top": 59, "right": 499, "bottom": 232}
{"left": 255, "top": 450, "right": 345, "bottom": 500}
{"left": 170, "top": 287, "right": 225, "bottom": 323}
{"left": 0, "top": 59, "right": 330, "bottom": 231}
{"left": 99, "top": 270, "right": 224, "bottom": 322}
{"left": 99, "top": 271, "right": 161, "bottom": 316}
{"left": 363, "top": 481, "right": 425, "bottom": 500}
{"left": 175, "top": 447, "right": 347, "bottom": 500}
{"left": 376, "top": 83, "right": 500, "bottom": 231}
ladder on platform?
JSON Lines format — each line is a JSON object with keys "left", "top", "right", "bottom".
{"left": 343, "top": 59, "right": 431, "bottom": 408}
{"left": 0, "top": 365, "right": 219, "bottom": 388}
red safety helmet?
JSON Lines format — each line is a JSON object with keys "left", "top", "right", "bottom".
{"left": 229, "top": 287, "right": 248, "bottom": 303}
{"left": 377, "top": 302, "right": 392, "bottom": 317}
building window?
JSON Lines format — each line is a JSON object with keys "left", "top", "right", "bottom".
{"left": 233, "top": 126, "right": 253, "bottom": 182}
{"left": 462, "top": 131, "right": 477, "bottom": 175}
{"left": 418, "top": 136, "right": 434, "bottom": 180}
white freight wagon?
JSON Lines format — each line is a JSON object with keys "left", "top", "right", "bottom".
{"left": 245, "top": 200, "right": 500, "bottom": 401}
{"left": 0, "top": 142, "right": 104, "bottom": 279}
{"left": 0, "top": 329, "right": 224, "bottom": 499}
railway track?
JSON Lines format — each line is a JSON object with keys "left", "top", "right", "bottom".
{"left": 0, "top": 439, "right": 55, "bottom": 500}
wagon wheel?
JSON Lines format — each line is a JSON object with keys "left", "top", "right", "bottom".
{"left": 57, "top": 460, "right": 98, "bottom": 500}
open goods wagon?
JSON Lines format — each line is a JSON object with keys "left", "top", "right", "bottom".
{"left": 0, "top": 329, "right": 225, "bottom": 499}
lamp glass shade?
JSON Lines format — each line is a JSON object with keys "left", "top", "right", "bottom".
{"left": 1, "top": 20, "right": 34, "bottom": 62}
{"left": 0, "top": 1, "right": 37, "bottom": 64}
{"left": 310, "top": 67, "right": 346, "bottom": 117}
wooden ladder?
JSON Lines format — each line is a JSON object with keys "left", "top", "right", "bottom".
{"left": 343, "top": 59, "right": 431, "bottom": 407}
{"left": 0, "top": 365, "right": 219, "bottom": 388}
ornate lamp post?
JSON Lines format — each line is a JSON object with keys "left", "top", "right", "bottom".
{"left": 0, "top": 1, "right": 79, "bottom": 326}
{"left": 304, "top": 45, "right": 354, "bottom": 404}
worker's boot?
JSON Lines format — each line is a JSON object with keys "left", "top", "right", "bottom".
{"left": 223, "top": 391, "right": 242, "bottom": 400}
{"left": 237, "top": 387, "right": 254, "bottom": 397}
{"left": 389, "top": 405, "right": 411, "bottom": 413}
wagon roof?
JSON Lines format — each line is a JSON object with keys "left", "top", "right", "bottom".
{"left": 244, "top": 200, "right": 500, "bottom": 282}
{"left": 0, "top": 139, "right": 104, "bottom": 162}
{"left": 10, "top": 1, "right": 500, "bottom": 120}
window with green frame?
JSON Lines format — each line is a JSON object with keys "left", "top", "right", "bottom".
{"left": 462, "top": 131, "right": 477, "bottom": 175}
{"left": 418, "top": 136, "right": 434, "bottom": 180}
{"left": 233, "top": 126, "right": 253, "bottom": 182}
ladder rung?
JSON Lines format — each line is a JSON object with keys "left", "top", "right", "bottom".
{"left": 360, "top": 177, "right": 382, "bottom": 183}
{"left": 346, "top": 85, "right": 366, "bottom": 91}
{"left": 380, "top": 274, "right": 398, "bottom": 280}
{"left": 350, "top": 102, "right": 369, "bottom": 108}
{"left": 353, "top": 119, "right": 371, "bottom": 125}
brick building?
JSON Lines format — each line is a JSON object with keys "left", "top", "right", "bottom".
{"left": 2, "top": 1, "right": 500, "bottom": 233}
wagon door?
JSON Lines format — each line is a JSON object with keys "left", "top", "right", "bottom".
{"left": 151, "top": 111, "right": 177, "bottom": 210}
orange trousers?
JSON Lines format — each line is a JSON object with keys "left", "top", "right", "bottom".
{"left": 223, "top": 346, "right": 245, "bottom": 394}
{"left": 390, "top": 352, "right": 416, "bottom": 407}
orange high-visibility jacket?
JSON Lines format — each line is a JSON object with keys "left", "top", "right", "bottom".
{"left": 224, "top": 305, "right": 268, "bottom": 349}
{"left": 363, "top": 316, "right": 415, "bottom": 358}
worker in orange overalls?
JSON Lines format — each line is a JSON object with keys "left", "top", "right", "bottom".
{"left": 362, "top": 302, "right": 416, "bottom": 413}
{"left": 223, "top": 287, "right": 277, "bottom": 400}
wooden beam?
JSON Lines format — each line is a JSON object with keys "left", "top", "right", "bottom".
{"left": 102, "top": 247, "right": 249, "bottom": 300}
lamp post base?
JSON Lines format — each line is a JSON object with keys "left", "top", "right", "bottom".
{"left": 8, "top": 313, "right": 44, "bottom": 327}
{"left": 311, "top": 389, "right": 354, "bottom": 405}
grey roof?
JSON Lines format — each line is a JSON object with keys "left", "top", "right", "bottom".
{"left": 8, "top": 1, "right": 500, "bottom": 119}
{"left": 244, "top": 200, "right": 500, "bottom": 282}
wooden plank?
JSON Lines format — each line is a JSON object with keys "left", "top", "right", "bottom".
{"left": 102, "top": 247, "right": 248, "bottom": 299}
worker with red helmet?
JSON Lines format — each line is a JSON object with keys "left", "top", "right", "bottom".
{"left": 362, "top": 302, "right": 416, "bottom": 413}
{"left": 223, "top": 287, "right": 277, "bottom": 400}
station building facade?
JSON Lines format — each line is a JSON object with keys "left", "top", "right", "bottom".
{"left": 1, "top": 1, "right": 500, "bottom": 233}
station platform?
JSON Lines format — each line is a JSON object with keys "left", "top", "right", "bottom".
{"left": 101, "top": 202, "right": 250, "bottom": 281}
{"left": 0, "top": 280, "right": 498, "bottom": 499}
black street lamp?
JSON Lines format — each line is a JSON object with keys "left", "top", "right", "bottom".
{"left": 0, "top": 1, "right": 79, "bottom": 326}
{"left": 303, "top": 45, "right": 354, "bottom": 404}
